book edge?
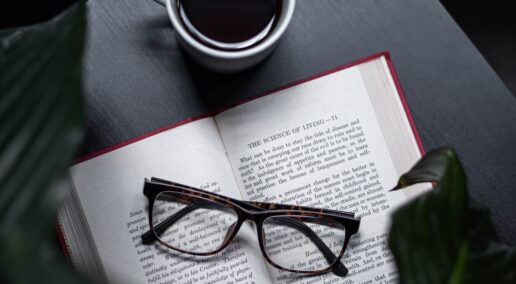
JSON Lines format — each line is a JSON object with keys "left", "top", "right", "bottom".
{"left": 382, "top": 53, "right": 426, "bottom": 156}
{"left": 56, "top": 218, "right": 72, "bottom": 263}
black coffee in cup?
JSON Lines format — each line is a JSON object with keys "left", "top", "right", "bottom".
{"left": 177, "top": 0, "right": 282, "bottom": 51}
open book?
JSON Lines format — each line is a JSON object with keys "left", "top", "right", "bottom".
{"left": 58, "top": 52, "right": 428, "bottom": 284}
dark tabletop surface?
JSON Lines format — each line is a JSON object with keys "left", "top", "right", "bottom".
{"left": 82, "top": 0, "right": 516, "bottom": 244}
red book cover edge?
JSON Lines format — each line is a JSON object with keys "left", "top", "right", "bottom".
{"left": 57, "top": 51, "right": 426, "bottom": 263}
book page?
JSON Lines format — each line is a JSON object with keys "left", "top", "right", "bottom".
{"left": 215, "top": 56, "right": 425, "bottom": 283}
{"left": 67, "top": 118, "right": 271, "bottom": 284}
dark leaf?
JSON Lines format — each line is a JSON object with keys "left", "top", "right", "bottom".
{"left": 464, "top": 201, "right": 516, "bottom": 283}
{"left": 0, "top": 2, "right": 89, "bottom": 283}
{"left": 390, "top": 147, "right": 454, "bottom": 191}
{"left": 388, "top": 148, "right": 467, "bottom": 284}
{"left": 388, "top": 147, "right": 516, "bottom": 284}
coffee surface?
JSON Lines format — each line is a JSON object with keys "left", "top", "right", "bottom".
{"left": 178, "top": 0, "right": 280, "bottom": 50}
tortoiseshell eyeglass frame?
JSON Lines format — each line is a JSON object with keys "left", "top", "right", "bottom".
{"left": 141, "top": 177, "right": 361, "bottom": 277}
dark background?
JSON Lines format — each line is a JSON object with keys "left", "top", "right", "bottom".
{"left": 2, "top": 0, "right": 515, "bottom": 96}
{"left": 441, "top": 0, "right": 516, "bottom": 96}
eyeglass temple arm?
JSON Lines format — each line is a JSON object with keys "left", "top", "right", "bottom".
{"left": 141, "top": 199, "right": 347, "bottom": 276}
{"left": 270, "top": 217, "right": 348, "bottom": 276}
{"left": 141, "top": 204, "right": 198, "bottom": 244}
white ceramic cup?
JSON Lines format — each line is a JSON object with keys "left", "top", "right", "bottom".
{"left": 165, "top": 0, "right": 296, "bottom": 73}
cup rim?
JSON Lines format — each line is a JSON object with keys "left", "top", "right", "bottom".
{"left": 166, "top": 0, "right": 296, "bottom": 59}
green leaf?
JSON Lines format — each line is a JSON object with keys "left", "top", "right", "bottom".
{"left": 463, "top": 202, "right": 516, "bottom": 283}
{"left": 390, "top": 147, "right": 455, "bottom": 191}
{"left": 388, "top": 147, "right": 516, "bottom": 284}
{"left": 0, "top": 2, "right": 90, "bottom": 283}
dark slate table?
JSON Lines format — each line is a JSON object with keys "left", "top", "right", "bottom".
{"left": 82, "top": 0, "right": 516, "bottom": 244}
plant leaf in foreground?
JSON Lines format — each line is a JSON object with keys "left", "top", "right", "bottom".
{"left": 388, "top": 147, "right": 516, "bottom": 284}
{"left": 0, "top": 2, "right": 90, "bottom": 283}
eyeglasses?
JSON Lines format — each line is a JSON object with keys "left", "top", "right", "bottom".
{"left": 141, "top": 177, "right": 361, "bottom": 276}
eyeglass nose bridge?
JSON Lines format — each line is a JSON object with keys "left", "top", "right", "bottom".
{"left": 219, "top": 209, "right": 262, "bottom": 242}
